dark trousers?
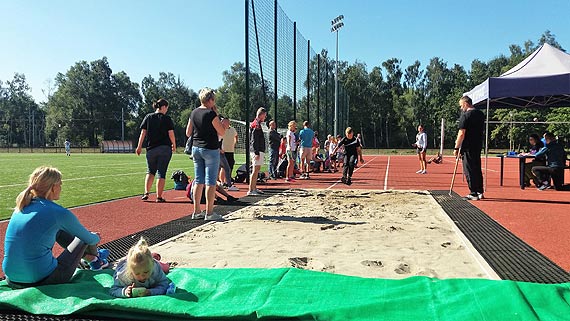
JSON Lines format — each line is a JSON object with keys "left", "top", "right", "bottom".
{"left": 268, "top": 148, "right": 279, "bottom": 178}
{"left": 462, "top": 150, "right": 483, "bottom": 195}
{"left": 224, "top": 152, "right": 235, "bottom": 174}
{"left": 524, "top": 159, "right": 546, "bottom": 186}
{"left": 343, "top": 154, "right": 357, "bottom": 179}
{"left": 532, "top": 166, "right": 564, "bottom": 189}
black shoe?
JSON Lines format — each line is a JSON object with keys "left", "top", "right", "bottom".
{"left": 156, "top": 197, "right": 166, "bottom": 203}
{"left": 346, "top": 178, "right": 352, "bottom": 185}
{"left": 341, "top": 176, "right": 347, "bottom": 184}
{"left": 141, "top": 193, "right": 150, "bottom": 201}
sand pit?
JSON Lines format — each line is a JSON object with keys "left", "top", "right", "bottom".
{"left": 153, "top": 189, "right": 496, "bottom": 279}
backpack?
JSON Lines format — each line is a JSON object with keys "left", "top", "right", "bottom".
{"left": 171, "top": 170, "right": 189, "bottom": 190}
{"left": 234, "top": 164, "right": 248, "bottom": 183}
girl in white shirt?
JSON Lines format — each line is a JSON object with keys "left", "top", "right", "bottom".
{"left": 414, "top": 125, "right": 428, "bottom": 174}
{"left": 285, "top": 121, "right": 297, "bottom": 182}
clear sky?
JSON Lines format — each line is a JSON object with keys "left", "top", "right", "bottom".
{"left": 1, "top": 0, "right": 568, "bottom": 103}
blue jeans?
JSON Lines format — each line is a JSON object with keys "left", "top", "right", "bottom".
{"left": 192, "top": 147, "right": 220, "bottom": 186}
{"left": 269, "top": 148, "right": 279, "bottom": 178}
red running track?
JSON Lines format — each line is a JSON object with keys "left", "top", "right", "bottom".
{"left": 1, "top": 154, "right": 569, "bottom": 274}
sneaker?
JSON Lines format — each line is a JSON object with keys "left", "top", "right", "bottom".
{"left": 477, "top": 193, "right": 484, "bottom": 200}
{"left": 346, "top": 177, "right": 352, "bottom": 185}
{"left": 255, "top": 189, "right": 265, "bottom": 194}
{"left": 247, "top": 190, "right": 261, "bottom": 196}
{"left": 463, "top": 194, "right": 480, "bottom": 201}
{"left": 227, "top": 185, "right": 240, "bottom": 192}
{"left": 421, "top": 170, "right": 427, "bottom": 174}
{"left": 89, "top": 257, "right": 109, "bottom": 271}
{"left": 285, "top": 178, "right": 292, "bottom": 182}
{"left": 341, "top": 176, "right": 347, "bottom": 184}
{"left": 205, "top": 213, "right": 224, "bottom": 221}
{"left": 191, "top": 212, "right": 205, "bottom": 219}
{"left": 141, "top": 193, "right": 149, "bottom": 201}
{"left": 538, "top": 183, "right": 551, "bottom": 191}
{"left": 156, "top": 197, "right": 166, "bottom": 203}
{"left": 416, "top": 170, "right": 423, "bottom": 174}
{"left": 97, "top": 248, "right": 110, "bottom": 261}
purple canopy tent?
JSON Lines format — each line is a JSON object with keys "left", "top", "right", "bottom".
{"left": 463, "top": 43, "right": 570, "bottom": 189}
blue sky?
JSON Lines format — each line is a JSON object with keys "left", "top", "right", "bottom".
{"left": 1, "top": 0, "right": 568, "bottom": 103}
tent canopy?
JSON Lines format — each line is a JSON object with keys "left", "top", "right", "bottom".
{"left": 465, "top": 43, "right": 570, "bottom": 108}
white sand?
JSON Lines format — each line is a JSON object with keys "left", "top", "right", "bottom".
{"left": 153, "top": 189, "right": 495, "bottom": 279}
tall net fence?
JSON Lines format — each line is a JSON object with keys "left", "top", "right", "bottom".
{"left": 245, "top": 0, "right": 349, "bottom": 164}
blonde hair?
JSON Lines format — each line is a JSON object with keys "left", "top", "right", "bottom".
{"left": 127, "top": 237, "right": 154, "bottom": 275}
{"left": 15, "top": 166, "right": 62, "bottom": 211}
{"left": 199, "top": 88, "right": 216, "bottom": 104}
{"left": 288, "top": 120, "right": 297, "bottom": 130}
{"left": 345, "top": 127, "right": 353, "bottom": 135}
{"left": 256, "top": 107, "right": 266, "bottom": 117}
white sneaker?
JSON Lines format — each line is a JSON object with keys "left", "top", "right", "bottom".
{"left": 191, "top": 212, "right": 205, "bottom": 219}
{"left": 255, "top": 189, "right": 265, "bottom": 194}
{"left": 416, "top": 170, "right": 423, "bottom": 174}
{"left": 247, "top": 190, "right": 261, "bottom": 196}
{"left": 205, "top": 213, "right": 224, "bottom": 221}
{"left": 227, "top": 185, "right": 240, "bottom": 191}
{"left": 421, "top": 170, "right": 427, "bottom": 174}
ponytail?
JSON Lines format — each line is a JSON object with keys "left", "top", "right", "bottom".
{"left": 127, "top": 237, "right": 154, "bottom": 275}
{"left": 14, "top": 166, "right": 62, "bottom": 211}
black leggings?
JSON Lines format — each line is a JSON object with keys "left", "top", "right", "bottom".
{"left": 343, "top": 154, "right": 357, "bottom": 178}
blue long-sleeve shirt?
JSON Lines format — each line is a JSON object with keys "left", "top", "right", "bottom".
{"left": 110, "top": 259, "right": 169, "bottom": 298}
{"left": 534, "top": 141, "right": 566, "bottom": 168}
{"left": 3, "top": 198, "right": 100, "bottom": 283}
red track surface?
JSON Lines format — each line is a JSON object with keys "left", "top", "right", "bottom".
{"left": 1, "top": 155, "right": 569, "bottom": 275}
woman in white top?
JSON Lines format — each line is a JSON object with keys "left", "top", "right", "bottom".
{"left": 414, "top": 125, "right": 428, "bottom": 174}
{"left": 285, "top": 121, "right": 297, "bottom": 182}
{"left": 328, "top": 135, "right": 338, "bottom": 172}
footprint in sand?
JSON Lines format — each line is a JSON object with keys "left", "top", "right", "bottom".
{"left": 288, "top": 257, "right": 333, "bottom": 272}
{"left": 361, "top": 260, "right": 383, "bottom": 268}
{"left": 441, "top": 242, "right": 452, "bottom": 248}
{"left": 395, "top": 263, "right": 411, "bottom": 274}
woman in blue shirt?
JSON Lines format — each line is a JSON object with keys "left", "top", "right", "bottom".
{"left": 3, "top": 166, "right": 107, "bottom": 288}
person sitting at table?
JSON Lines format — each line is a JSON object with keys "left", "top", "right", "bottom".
{"left": 532, "top": 132, "right": 566, "bottom": 191}
{"left": 520, "top": 133, "right": 546, "bottom": 187}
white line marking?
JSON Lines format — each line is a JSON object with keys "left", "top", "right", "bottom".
{"left": 326, "top": 156, "right": 377, "bottom": 190}
{"left": 384, "top": 156, "right": 390, "bottom": 190}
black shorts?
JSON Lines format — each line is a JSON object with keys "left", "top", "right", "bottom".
{"left": 416, "top": 148, "right": 427, "bottom": 154}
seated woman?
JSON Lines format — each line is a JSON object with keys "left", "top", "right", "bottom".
{"left": 521, "top": 133, "right": 546, "bottom": 187}
{"left": 3, "top": 166, "right": 109, "bottom": 289}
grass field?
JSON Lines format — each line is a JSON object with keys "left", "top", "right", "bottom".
{"left": 0, "top": 152, "right": 248, "bottom": 221}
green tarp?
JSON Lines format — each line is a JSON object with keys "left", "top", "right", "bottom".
{"left": 1, "top": 268, "right": 570, "bottom": 320}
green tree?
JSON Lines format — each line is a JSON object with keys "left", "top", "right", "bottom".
{"left": 0, "top": 74, "right": 41, "bottom": 147}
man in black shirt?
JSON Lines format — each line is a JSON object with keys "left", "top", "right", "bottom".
{"left": 454, "top": 96, "right": 485, "bottom": 200}
{"left": 332, "top": 127, "right": 361, "bottom": 185}
{"left": 268, "top": 120, "right": 281, "bottom": 179}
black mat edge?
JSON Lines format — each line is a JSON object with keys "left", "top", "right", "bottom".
{"left": 430, "top": 190, "right": 570, "bottom": 284}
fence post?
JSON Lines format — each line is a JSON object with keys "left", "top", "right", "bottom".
{"left": 293, "top": 21, "right": 297, "bottom": 121}
{"left": 273, "top": 0, "right": 278, "bottom": 126}
{"left": 306, "top": 39, "right": 310, "bottom": 124}
{"left": 316, "top": 54, "right": 320, "bottom": 136}
{"left": 245, "top": 0, "right": 251, "bottom": 183}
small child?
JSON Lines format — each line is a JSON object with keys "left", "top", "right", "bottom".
{"left": 332, "top": 127, "right": 360, "bottom": 185}
{"left": 110, "top": 237, "right": 170, "bottom": 298}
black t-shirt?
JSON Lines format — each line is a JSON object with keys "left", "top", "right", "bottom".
{"left": 139, "top": 112, "right": 174, "bottom": 150}
{"left": 338, "top": 136, "right": 359, "bottom": 156}
{"left": 458, "top": 109, "right": 485, "bottom": 152}
{"left": 190, "top": 107, "right": 219, "bottom": 150}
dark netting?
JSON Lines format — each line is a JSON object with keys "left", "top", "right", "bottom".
{"left": 276, "top": 4, "right": 295, "bottom": 124}
{"left": 295, "top": 29, "right": 308, "bottom": 123}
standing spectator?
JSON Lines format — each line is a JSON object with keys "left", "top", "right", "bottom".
{"left": 186, "top": 88, "right": 225, "bottom": 220}
{"left": 285, "top": 121, "right": 298, "bottom": 182}
{"left": 332, "top": 127, "right": 361, "bottom": 185}
{"left": 356, "top": 133, "right": 365, "bottom": 164}
{"left": 414, "top": 125, "right": 428, "bottom": 174}
{"left": 454, "top": 95, "right": 485, "bottom": 200}
{"left": 247, "top": 107, "right": 267, "bottom": 196}
{"left": 268, "top": 120, "right": 281, "bottom": 180}
{"left": 136, "top": 98, "right": 176, "bottom": 203}
{"left": 299, "top": 121, "right": 315, "bottom": 179}
{"left": 3, "top": 166, "right": 110, "bottom": 289}
{"left": 219, "top": 117, "right": 239, "bottom": 191}
{"left": 220, "top": 117, "right": 238, "bottom": 185}
{"left": 64, "top": 139, "right": 71, "bottom": 156}
{"left": 532, "top": 132, "right": 567, "bottom": 191}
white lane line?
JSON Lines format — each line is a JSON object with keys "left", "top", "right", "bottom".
{"left": 326, "top": 156, "right": 377, "bottom": 190}
{"left": 384, "top": 156, "right": 390, "bottom": 190}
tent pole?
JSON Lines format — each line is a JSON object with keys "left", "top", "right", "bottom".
{"left": 484, "top": 98, "right": 489, "bottom": 192}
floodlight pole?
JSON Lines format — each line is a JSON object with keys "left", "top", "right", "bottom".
{"left": 331, "top": 15, "right": 344, "bottom": 137}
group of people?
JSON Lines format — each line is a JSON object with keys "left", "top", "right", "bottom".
{"left": 522, "top": 132, "right": 567, "bottom": 191}
{"left": 3, "top": 166, "right": 171, "bottom": 297}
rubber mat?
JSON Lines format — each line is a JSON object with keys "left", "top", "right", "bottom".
{"left": 431, "top": 190, "right": 570, "bottom": 283}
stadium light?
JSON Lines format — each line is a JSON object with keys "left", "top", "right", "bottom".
{"left": 331, "top": 15, "right": 344, "bottom": 136}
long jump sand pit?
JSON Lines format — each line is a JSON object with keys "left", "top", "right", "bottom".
{"left": 153, "top": 189, "right": 496, "bottom": 279}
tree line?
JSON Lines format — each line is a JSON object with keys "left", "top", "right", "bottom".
{"left": 1, "top": 31, "right": 568, "bottom": 150}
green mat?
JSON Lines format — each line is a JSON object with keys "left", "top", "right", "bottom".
{"left": 1, "top": 268, "right": 569, "bottom": 320}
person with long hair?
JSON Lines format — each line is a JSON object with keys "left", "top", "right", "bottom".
{"left": 3, "top": 166, "right": 109, "bottom": 289}
{"left": 521, "top": 133, "right": 546, "bottom": 187}
{"left": 136, "top": 98, "right": 176, "bottom": 203}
